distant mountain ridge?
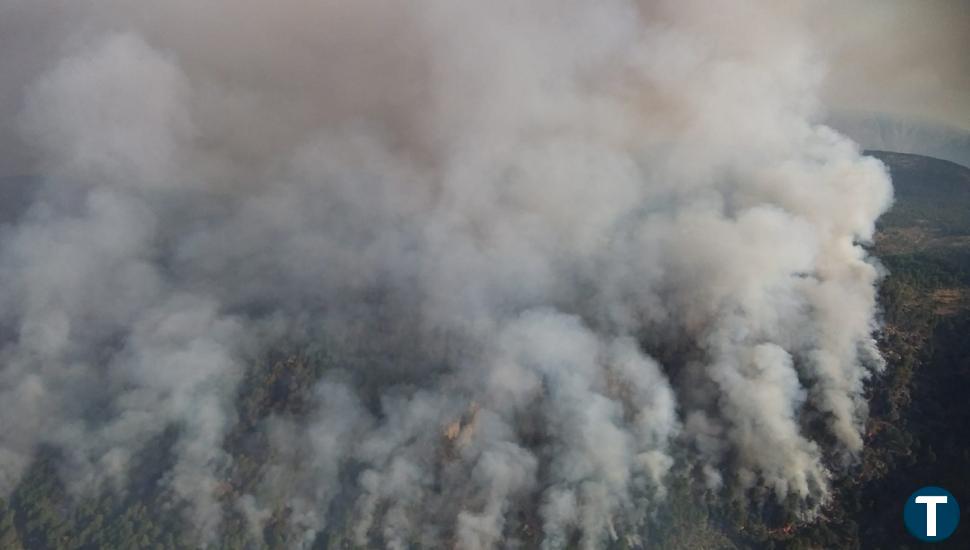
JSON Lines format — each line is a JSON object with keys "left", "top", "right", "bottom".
{"left": 832, "top": 112, "right": 970, "bottom": 168}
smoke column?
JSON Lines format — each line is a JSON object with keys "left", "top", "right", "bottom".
{"left": 0, "top": 1, "right": 893, "bottom": 547}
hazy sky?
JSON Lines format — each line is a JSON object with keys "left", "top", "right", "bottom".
{"left": 0, "top": 1, "right": 966, "bottom": 176}
{"left": 816, "top": 0, "right": 970, "bottom": 129}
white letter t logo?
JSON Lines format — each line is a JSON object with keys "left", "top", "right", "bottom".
{"left": 915, "top": 495, "right": 948, "bottom": 536}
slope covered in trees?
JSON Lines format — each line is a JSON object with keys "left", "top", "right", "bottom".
{"left": 725, "top": 151, "right": 970, "bottom": 549}
{"left": 0, "top": 151, "right": 967, "bottom": 548}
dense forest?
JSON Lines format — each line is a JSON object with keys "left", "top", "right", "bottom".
{"left": 0, "top": 151, "right": 967, "bottom": 549}
{"left": 709, "top": 151, "right": 970, "bottom": 549}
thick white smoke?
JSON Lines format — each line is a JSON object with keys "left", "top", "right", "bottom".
{"left": 0, "top": 0, "right": 892, "bottom": 547}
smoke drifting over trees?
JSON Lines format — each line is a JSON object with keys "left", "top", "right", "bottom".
{"left": 0, "top": 1, "right": 896, "bottom": 547}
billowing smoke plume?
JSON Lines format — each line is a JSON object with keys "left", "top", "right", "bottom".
{"left": 0, "top": 0, "right": 892, "bottom": 547}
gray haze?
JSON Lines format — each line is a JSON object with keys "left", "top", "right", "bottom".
{"left": 0, "top": 1, "right": 897, "bottom": 547}
{"left": 814, "top": 0, "right": 970, "bottom": 132}
{"left": 827, "top": 112, "right": 970, "bottom": 168}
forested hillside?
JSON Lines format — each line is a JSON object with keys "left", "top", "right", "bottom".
{"left": 0, "top": 151, "right": 967, "bottom": 549}
{"left": 725, "top": 151, "right": 970, "bottom": 549}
